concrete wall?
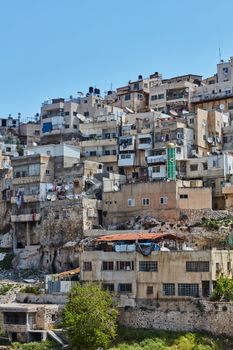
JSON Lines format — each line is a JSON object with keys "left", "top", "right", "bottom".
{"left": 178, "top": 187, "right": 212, "bottom": 210}
{"left": 119, "top": 299, "right": 233, "bottom": 336}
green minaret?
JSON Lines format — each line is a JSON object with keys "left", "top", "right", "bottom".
{"left": 167, "top": 143, "right": 176, "bottom": 180}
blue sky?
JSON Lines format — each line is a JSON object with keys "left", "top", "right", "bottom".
{"left": 1, "top": 0, "right": 233, "bottom": 119}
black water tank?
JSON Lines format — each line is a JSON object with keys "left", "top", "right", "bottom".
{"left": 89, "top": 86, "right": 94, "bottom": 93}
{"left": 138, "top": 75, "right": 143, "bottom": 80}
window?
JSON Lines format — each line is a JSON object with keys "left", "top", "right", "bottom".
{"left": 90, "top": 151, "right": 97, "bottom": 156}
{"left": 46, "top": 170, "right": 50, "bottom": 175}
{"left": 137, "top": 94, "right": 143, "bottom": 100}
{"left": 189, "top": 118, "right": 194, "bottom": 124}
{"left": 125, "top": 94, "right": 131, "bottom": 101}
{"left": 142, "top": 198, "right": 150, "bottom": 206}
{"left": 227, "top": 262, "right": 231, "bottom": 271}
{"left": 83, "top": 262, "right": 92, "bottom": 271}
{"left": 180, "top": 194, "right": 188, "bottom": 199}
{"left": 151, "top": 95, "right": 157, "bottom": 101}
{"left": 203, "top": 162, "right": 208, "bottom": 170}
{"left": 6, "top": 147, "right": 11, "bottom": 152}
{"left": 84, "top": 112, "right": 89, "bottom": 117}
{"left": 186, "top": 261, "right": 209, "bottom": 272}
{"left": 84, "top": 100, "right": 87, "bottom": 103}
{"left": 160, "top": 196, "right": 168, "bottom": 205}
{"left": 163, "top": 283, "right": 175, "bottom": 296}
{"left": 178, "top": 284, "right": 199, "bottom": 297}
{"left": 73, "top": 111, "right": 77, "bottom": 116}
{"left": 102, "top": 283, "right": 114, "bottom": 292}
{"left": 223, "top": 67, "right": 229, "bottom": 74}
{"left": 73, "top": 125, "right": 78, "bottom": 129}
{"left": 65, "top": 112, "right": 70, "bottom": 116}
{"left": 176, "top": 147, "right": 181, "bottom": 154}
{"left": 128, "top": 198, "right": 135, "bottom": 207}
{"left": 102, "top": 261, "right": 114, "bottom": 271}
{"left": 118, "top": 283, "right": 132, "bottom": 293}
{"left": 65, "top": 124, "right": 69, "bottom": 129}
{"left": 158, "top": 93, "right": 164, "bottom": 99}
{"left": 134, "top": 83, "right": 139, "bottom": 90}
{"left": 116, "top": 261, "right": 134, "bottom": 271}
{"left": 147, "top": 286, "right": 154, "bottom": 295}
{"left": 106, "top": 166, "right": 113, "bottom": 172}
{"left": 190, "top": 164, "right": 198, "bottom": 171}
{"left": 152, "top": 165, "right": 160, "bottom": 173}
{"left": 104, "top": 150, "right": 110, "bottom": 155}
{"left": 139, "top": 261, "right": 158, "bottom": 272}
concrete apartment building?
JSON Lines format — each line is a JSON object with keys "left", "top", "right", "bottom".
{"left": 78, "top": 112, "right": 122, "bottom": 173}
{"left": 191, "top": 57, "right": 233, "bottom": 114}
{"left": 80, "top": 233, "right": 233, "bottom": 306}
{"left": 102, "top": 180, "right": 212, "bottom": 225}
{"left": 149, "top": 74, "right": 202, "bottom": 113}
{"left": 10, "top": 144, "right": 103, "bottom": 252}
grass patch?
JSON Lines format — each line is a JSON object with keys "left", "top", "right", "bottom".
{"left": 110, "top": 327, "right": 233, "bottom": 350}
{"left": 0, "top": 284, "right": 13, "bottom": 295}
{"left": 19, "top": 285, "right": 41, "bottom": 295}
{"left": 11, "top": 340, "right": 59, "bottom": 349}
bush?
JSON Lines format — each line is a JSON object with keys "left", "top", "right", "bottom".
{"left": 20, "top": 286, "right": 41, "bottom": 295}
{"left": 211, "top": 274, "right": 233, "bottom": 301}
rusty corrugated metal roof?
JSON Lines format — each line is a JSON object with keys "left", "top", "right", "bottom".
{"left": 95, "top": 232, "right": 184, "bottom": 242}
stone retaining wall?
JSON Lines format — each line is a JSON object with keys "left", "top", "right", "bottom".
{"left": 181, "top": 209, "right": 231, "bottom": 224}
{"left": 119, "top": 299, "right": 233, "bottom": 336}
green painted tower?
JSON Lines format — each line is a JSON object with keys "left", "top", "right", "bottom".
{"left": 167, "top": 143, "right": 176, "bottom": 180}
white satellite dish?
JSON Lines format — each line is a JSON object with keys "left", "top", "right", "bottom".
{"left": 219, "top": 104, "right": 225, "bottom": 111}
{"left": 207, "top": 137, "right": 213, "bottom": 144}
{"left": 51, "top": 195, "right": 56, "bottom": 202}
{"left": 125, "top": 107, "right": 135, "bottom": 114}
{"left": 170, "top": 110, "right": 178, "bottom": 116}
{"left": 46, "top": 194, "right": 51, "bottom": 201}
{"left": 113, "top": 185, "right": 119, "bottom": 192}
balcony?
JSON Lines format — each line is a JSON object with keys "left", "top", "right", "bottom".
{"left": 138, "top": 134, "right": 153, "bottom": 150}
{"left": 147, "top": 155, "right": 167, "bottom": 164}
{"left": 80, "top": 138, "right": 117, "bottom": 147}
{"left": 191, "top": 91, "right": 233, "bottom": 103}
{"left": 118, "top": 154, "right": 135, "bottom": 167}
{"left": 11, "top": 194, "right": 41, "bottom": 204}
{"left": 149, "top": 165, "right": 167, "bottom": 179}
{"left": 12, "top": 176, "right": 41, "bottom": 185}
{"left": 119, "top": 136, "right": 135, "bottom": 151}
{"left": 84, "top": 154, "right": 118, "bottom": 163}
{"left": 11, "top": 213, "right": 41, "bottom": 222}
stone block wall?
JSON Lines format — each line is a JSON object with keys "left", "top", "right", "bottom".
{"left": 119, "top": 299, "right": 233, "bottom": 336}
{"left": 181, "top": 209, "right": 231, "bottom": 224}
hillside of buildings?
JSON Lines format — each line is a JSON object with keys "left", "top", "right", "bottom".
{"left": 1, "top": 56, "right": 233, "bottom": 346}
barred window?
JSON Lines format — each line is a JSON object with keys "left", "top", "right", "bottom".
{"left": 102, "top": 261, "right": 114, "bottom": 271}
{"left": 118, "top": 283, "right": 132, "bottom": 293}
{"left": 178, "top": 283, "right": 199, "bottom": 297}
{"left": 163, "top": 283, "right": 175, "bottom": 296}
{"left": 139, "top": 261, "right": 158, "bottom": 272}
{"left": 83, "top": 261, "right": 92, "bottom": 271}
{"left": 102, "top": 283, "right": 114, "bottom": 292}
{"left": 147, "top": 286, "right": 154, "bottom": 294}
{"left": 186, "top": 261, "right": 209, "bottom": 272}
{"left": 116, "top": 261, "right": 134, "bottom": 271}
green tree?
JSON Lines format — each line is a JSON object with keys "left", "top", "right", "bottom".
{"left": 211, "top": 274, "right": 233, "bottom": 301}
{"left": 62, "top": 282, "right": 118, "bottom": 350}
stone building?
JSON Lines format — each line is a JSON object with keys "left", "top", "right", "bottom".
{"left": 102, "top": 180, "right": 212, "bottom": 226}
{"left": 80, "top": 233, "right": 233, "bottom": 306}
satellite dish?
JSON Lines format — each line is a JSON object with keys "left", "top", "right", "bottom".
{"left": 125, "top": 107, "right": 135, "bottom": 114}
{"left": 32, "top": 142, "right": 37, "bottom": 146}
{"left": 47, "top": 194, "right": 51, "bottom": 201}
{"left": 207, "top": 137, "right": 213, "bottom": 144}
{"left": 51, "top": 194, "right": 56, "bottom": 202}
{"left": 202, "top": 121, "right": 207, "bottom": 127}
{"left": 170, "top": 110, "right": 178, "bottom": 116}
{"left": 182, "top": 110, "right": 189, "bottom": 114}
{"left": 113, "top": 185, "right": 119, "bottom": 192}
{"left": 219, "top": 104, "right": 225, "bottom": 111}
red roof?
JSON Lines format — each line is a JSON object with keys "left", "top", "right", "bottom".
{"left": 95, "top": 232, "right": 184, "bottom": 242}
